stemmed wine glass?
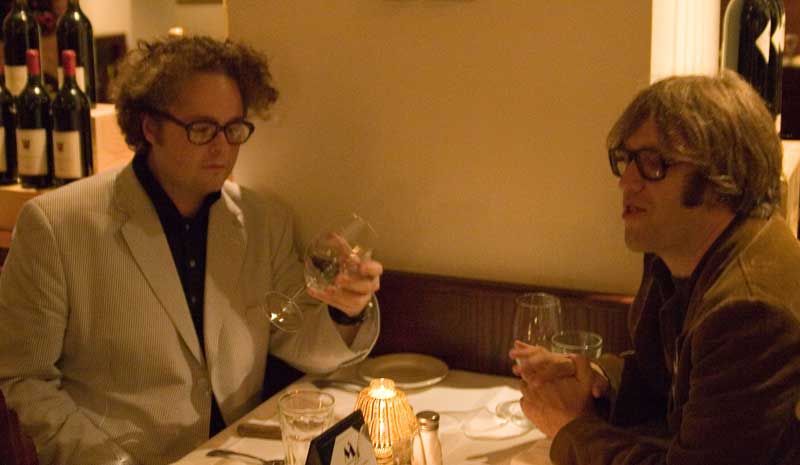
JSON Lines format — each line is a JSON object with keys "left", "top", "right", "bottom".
{"left": 495, "top": 292, "right": 563, "bottom": 427}
{"left": 263, "top": 213, "right": 377, "bottom": 332}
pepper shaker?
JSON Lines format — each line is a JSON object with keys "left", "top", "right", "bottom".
{"left": 411, "top": 410, "right": 442, "bottom": 465}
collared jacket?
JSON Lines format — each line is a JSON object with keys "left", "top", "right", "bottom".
{"left": 0, "top": 164, "right": 380, "bottom": 465}
{"left": 551, "top": 215, "right": 800, "bottom": 465}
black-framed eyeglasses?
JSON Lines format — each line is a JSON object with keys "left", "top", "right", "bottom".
{"left": 608, "top": 147, "right": 689, "bottom": 181}
{"left": 148, "top": 108, "right": 255, "bottom": 145}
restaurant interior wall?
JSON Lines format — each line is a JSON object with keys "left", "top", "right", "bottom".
{"left": 228, "top": 0, "right": 652, "bottom": 294}
{"left": 79, "top": 0, "right": 226, "bottom": 49}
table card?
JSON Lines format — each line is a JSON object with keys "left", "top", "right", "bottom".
{"left": 306, "top": 410, "right": 377, "bottom": 465}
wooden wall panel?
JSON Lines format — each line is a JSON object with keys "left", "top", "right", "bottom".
{"left": 373, "top": 270, "right": 633, "bottom": 376}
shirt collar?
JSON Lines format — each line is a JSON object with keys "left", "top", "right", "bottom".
{"left": 132, "top": 149, "right": 221, "bottom": 226}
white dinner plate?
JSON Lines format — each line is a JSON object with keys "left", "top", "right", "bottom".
{"left": 358, "top": 353, "right": 449, "bottom": 389}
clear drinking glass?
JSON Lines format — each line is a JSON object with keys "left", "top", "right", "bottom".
{"left": 263, "top": 213, "right": 377, "bottom": 332}
{"left": 496, "top": 292, "right": 563, "bottom": 426}
{"left": 278, "top": 390, "right": 335, "bottom": 465}
{"left": 551, "top": 330, "right": 603, "bottom": 359}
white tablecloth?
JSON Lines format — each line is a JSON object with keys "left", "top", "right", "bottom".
{"left": 172, "top": 368, "right": 552, "bottom": 465}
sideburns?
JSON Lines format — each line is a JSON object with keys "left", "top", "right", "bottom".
{"left": 681, "top": 171, "right": 709, "bottom": 208}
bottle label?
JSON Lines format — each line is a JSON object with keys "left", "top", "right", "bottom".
{"left": 756, "top": 19, "right": 771, "bottom": 63}
{"left": 4, "top": 64, "right": 28, "bottom": 96}
{"left": 57, "top": 66, "right": 87, "bottom": 93}
{"left": 17, "top": 128, "right": 48, "bottom": 175}
{"left": 54, "top": 130, "right": 82, "bottom": 179}
{"left": 0, "top": 127, "right": 5, "bottom": 172}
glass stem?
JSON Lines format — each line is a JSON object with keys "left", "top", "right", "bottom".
{"left": 288, "top": 284, "right": 307, "bottom": 303}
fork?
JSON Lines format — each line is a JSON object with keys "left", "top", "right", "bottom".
{"left": 206, "top": 448, "right": 284, "bottom": 465}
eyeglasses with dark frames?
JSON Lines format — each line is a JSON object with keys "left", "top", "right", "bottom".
{"left": 608, "top": 146, "right": 689, "bottom": 181}
{"left": 148, "top": 108, "right": 255, "bottom": 145}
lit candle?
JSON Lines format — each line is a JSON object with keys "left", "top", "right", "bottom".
{"left": 355, "top": 378, "right": 417, "bottom": 465}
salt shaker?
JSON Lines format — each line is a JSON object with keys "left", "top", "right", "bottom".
{"left": 411, "top": 410, "right": 442, "bottom": 465}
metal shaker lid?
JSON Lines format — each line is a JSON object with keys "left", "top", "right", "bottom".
{"left": 416, "top": 410, "right": 440, "bottom": 430}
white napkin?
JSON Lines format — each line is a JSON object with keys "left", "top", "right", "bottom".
{"left": 455, "top": 386, "right": 539, "bottom": 439}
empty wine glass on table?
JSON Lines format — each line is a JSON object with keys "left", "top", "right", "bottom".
{"left": 263, "top": 213, "right": 377, "bottom": 332}
{"left": 496, "top": 292, "right": 563, "bottom": 427}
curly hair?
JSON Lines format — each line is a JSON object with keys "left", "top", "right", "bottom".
{"left": 110, "top": 36, "right": 279, "bottom": 152}
{"left": 607, "top": 70, "right": 782, "bottom": 218}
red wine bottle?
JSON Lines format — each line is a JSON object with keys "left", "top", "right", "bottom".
{"left": 56, "top": 0, "right": 96, "bottom": 105}
{"left": 0, "top": 68, "right": 17, "bottom": 185}
{"left": 52, "top": 50, "right": 92, "bottom": 184}
{"left": 722, "top": 0, "right": 771, "bottom": 102}
{"left": 2, "top": 0, "right": 41, "bottom": 96}
{"left": 16, "top": 49, "right": 52, "bottom": 188}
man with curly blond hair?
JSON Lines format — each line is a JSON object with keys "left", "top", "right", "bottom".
{"left": 0, "top": 36, "right": 382, "bottom": 465}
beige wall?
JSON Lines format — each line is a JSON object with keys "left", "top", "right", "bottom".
{"left": 228, "top": 0, "right": 651, "bottom": 294}
{"left": 81, "top": 0, "right": 227, "bottom": 47}
{"left": 80, "top": 0, "right": 132, "bottom": 38}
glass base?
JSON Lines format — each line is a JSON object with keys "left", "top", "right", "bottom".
{"left": 495, "top": 399, "right": 533, "bottom": 428}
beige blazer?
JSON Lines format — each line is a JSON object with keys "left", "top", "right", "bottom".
{"left": 0, "top": 165, "right": 379, "bottom": 465}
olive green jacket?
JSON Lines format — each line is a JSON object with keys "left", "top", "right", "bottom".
{"left": 551, "top": 216, "right": 800, "bottom": 465}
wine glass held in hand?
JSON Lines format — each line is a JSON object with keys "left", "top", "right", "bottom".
{"left": 304, "top": 214, "right": 376, "bottom": 290}
{"left": 512, "top": 292, "right": 563, "bottom": 354}
{"left": 263, "top": 213, "right": 378, "bottom": 332}
{"left": 496, "top": 292, "right": 563, "bottom": 427}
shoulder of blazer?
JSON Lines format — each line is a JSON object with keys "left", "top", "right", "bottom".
{"left": 686, "top": 216, "right": 800, "bottom": 332}
{"left": 27, "top": 165, "right": 126, "bottom": 220}
{"left": 223, "top": 182, "right": 295, "bottom": 224}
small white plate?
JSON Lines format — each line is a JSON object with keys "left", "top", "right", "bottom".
{"left": 358, "top": 353, "right": 449, "bottom": 389}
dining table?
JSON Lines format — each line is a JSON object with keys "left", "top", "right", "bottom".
{"left": 170, "top": 355, "right": 553, "bottom": 465}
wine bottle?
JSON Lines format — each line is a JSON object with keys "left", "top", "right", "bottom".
{"left": 0, "top": 68, "right": 16, "bottom": 185}
{"left": 16, "top": 49, "right": 52, "bottom": 188}
{"left": 56, "top": 0, "right": 96, "bottom": 105}
{"left": 721, "top": 0, "right": 772, "bottom": 103}
{"left": 52, "top": 50, "right": 91, "bottom": 184}
{"left": 2, "top": 0, "right": 41, "bottom": 96}
{"left": 766, "top": 0, "right": 784, "bottom": 124}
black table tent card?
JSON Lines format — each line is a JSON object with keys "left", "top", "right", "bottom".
{"left": 305, "top": 410, "right": 377, "bottom": 465}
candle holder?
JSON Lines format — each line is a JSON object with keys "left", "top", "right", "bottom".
{"left": 355, "top": 378, "right": 417, "bottom": 465}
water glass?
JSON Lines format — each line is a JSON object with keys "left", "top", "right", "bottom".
{"left": 551, "top": 330, "right": 603, "bottom": 359}
{"left": 278, "top": 390, "right": 335, "bottom": 465}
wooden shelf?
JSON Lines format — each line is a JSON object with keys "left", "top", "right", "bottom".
{"left": 0, "top": 183, "right": 51, "bottom": 231}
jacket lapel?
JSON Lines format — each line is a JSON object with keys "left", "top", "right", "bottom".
{"left": 113, "top": 165, "right": 205, "bottom": 364}
{"left": 203, "top": 183, "right": 247, "bottom": 387}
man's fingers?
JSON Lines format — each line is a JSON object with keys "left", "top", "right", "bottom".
{"left": 336, "top": 275, "right": 380, "bottom": 294}
{"left": 358, "top": 260, "right": 383, "bottom": 279}
{"left": 571, "top": 355, "right": 593, "bottom": 384}
{"left": 307, "top": 286, "right": 371, "bottom": 315}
